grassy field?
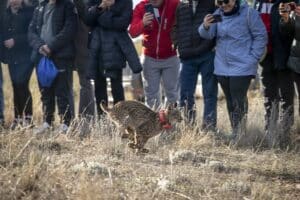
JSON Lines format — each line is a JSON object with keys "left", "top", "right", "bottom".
{"left": 0, "top": 63, "right": 300, "bottom": 200}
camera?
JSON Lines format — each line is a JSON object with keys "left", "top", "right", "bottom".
{"left": 211, "top": 14, "right": 222, "bottom": 23}
{"left": 281, "top": 2, "right": 297, "bottom": 13}
{"left": 144, "top": 3, "right": 154, "bottom": 15}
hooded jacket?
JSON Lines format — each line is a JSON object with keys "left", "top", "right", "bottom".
{"left": 199, "top": 1, "right": 267, "bottom": 76}
{"left": 85, "top": 0, "right": 142, "bottom": 78}
{"left": 129, "top": 0, "right": 179, "bottom": 59}
{"left": 254, "top": 0, "right": 295, "bottom": 70}
{"left": 1, "top": 4, "right": 34, "bottom": 65}
{"left": 28, "top": 0, "right": 78, "bottom": 66}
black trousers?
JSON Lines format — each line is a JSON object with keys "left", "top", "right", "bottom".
{"left": 217, "top": 75, "right": 253, "bottom": 135}
{"left": 68, "top": 69, "right": 95, "bottom": 119}
{"left": 260, "top": 54, "right": 294, "bottom": 133}
{"left": 94, "top": 69, "right": 124, "bottom": 116}
{"left": 12, "top": 82, "right": 33, "bottom": 119}
{"left": 40, "top": 67, "right": 73, "bottom": 126}
{"left": 8, "top": 62, "right": 33, "bottom": 120}
{"left": 78, "top": 68, "right": 95, "bottom": 118}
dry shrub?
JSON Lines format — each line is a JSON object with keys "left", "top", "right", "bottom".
{"left": 0, "top": 65, "right": 299, "bottom": 199}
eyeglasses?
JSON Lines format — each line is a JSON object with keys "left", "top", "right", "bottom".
{"left": 217, "top": 0, "right": 230, "bottom": 6}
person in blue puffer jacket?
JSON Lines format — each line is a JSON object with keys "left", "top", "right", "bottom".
{"left": 199, "top": 0, "right": 267, "bottom": 141}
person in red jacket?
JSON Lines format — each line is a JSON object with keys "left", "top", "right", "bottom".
{"left": 129, "top": 0, "right": 180, "bottom": 109}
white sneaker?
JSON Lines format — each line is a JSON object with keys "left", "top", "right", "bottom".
{"left": 57, "top": 123, "right": 69, "bottom": 134}
{"left": 34, "top": 122, "right": 50, "bottom": 134}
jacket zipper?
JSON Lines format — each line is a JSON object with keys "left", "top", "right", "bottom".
{"left": 156, "top": 6, "right": 166, "bottom": 59}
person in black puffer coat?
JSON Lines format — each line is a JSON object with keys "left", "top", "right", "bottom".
{"left": 172, "top": 0, "right": 218, "bottom": 130}
{"left": 85, "top": 0, "right": 142, "bottom": 116}
{"left": 1, "top": 0, "right": 34, "bottom": 128}
{"left": 279, "top": 2, "right": 300, "bottom": 129}
{"left": 254, "top": 0, "right": 295, "bottom": 148}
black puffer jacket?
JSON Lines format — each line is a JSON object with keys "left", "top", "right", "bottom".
{"left": 254, "top": 0, "right": 294, "bottom": 70}
{"left": 280, "top": 14, "right": 300, "bottom": 71}
{"left": 173, "top": 0, "right": 216, "bottom": 60}
{"left": 270, "top": 0, "right": 294, "bottom": 70}
{"left": 0, "top": 0, "right": 8, "bottom": 62}
{"left": 85, "top": 0, "right": 142, "bottom": 78}
{"left": 28, "top": 0, "right": 78, "bottom": 66}
{"left": 1, "top": 4, "right": 34, "bottom": 65}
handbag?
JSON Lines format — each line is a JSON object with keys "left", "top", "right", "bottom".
{"left": 287, "top": 55, "right": 300, "bottom": 74}
{"left": 37, "top": 57, "right": 58, "bottom": 87}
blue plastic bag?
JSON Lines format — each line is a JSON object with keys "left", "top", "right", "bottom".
{"left": 37, "top": 57, "right": 58, "bottom": 87}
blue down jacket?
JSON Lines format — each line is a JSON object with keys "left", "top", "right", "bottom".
{"left": 199, "top": 1, "right": 267, "bottom": 76}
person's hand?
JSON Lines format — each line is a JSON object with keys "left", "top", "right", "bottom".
{"left": 4, "top": 38, "right": 15, "bottom": 49}
{"left": 98, "top": 1, "right": 107, "bottom": 9}
{"left": 106, "top": 0, "right": 115, "bottom": 7}
{"left": 98, "top": 0, "right": 115, "bottom": 9}
{"left": 42, "top": 45, "right": 51, "bottom": 55}
{"left": 279, "top": 3, "right": 290, "bottom": 23}
{"left": 39, "top": 46, "right": 47, "bottom": 56}
{"left": 39, "top": 45, "right": 51, "bottom": 56}
{"left": 203, "top": 14, "right": 214, "bottom": 29}
{"left": 143, "top": 12, "right": 154, "bottom": 27}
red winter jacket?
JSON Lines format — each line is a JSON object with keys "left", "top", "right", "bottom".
{"left": 129, "top": 0, "right": 179, "bottom": 59}
{"left": 254, "top": 0, "right": 275, "bottom": 54}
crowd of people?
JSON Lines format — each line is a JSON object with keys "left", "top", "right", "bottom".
{"left": 0, "top": 0, "right": 299, "bottom": 148}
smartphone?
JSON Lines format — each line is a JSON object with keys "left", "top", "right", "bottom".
{"left": 211, "top": 14, "right": 222, "bottom": 23}
{"left": 145, "top": 3, "right": 154, "bottom": 15}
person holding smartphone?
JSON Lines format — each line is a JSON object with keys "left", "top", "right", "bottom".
{"left": 129, "top": 0, "right": 180, "bottom": 110}
{"left": 199, "top": 0, "right": 267, "bottom": 142}
{"left": 254, "top": 0, "right": 296, "bottom": 148}
{"left": 172, "top": 0, "right": 218, "bottom": 131}
{"left": 279, "top": 1, "right": 300, "bottom": 143}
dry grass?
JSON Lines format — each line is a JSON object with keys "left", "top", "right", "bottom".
{"left": 0, "top": 65, "right": 300, "bottom": 200}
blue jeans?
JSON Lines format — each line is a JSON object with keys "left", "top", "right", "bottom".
{"left": 179, "top": 52, "right": 217, "bottom": 128}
